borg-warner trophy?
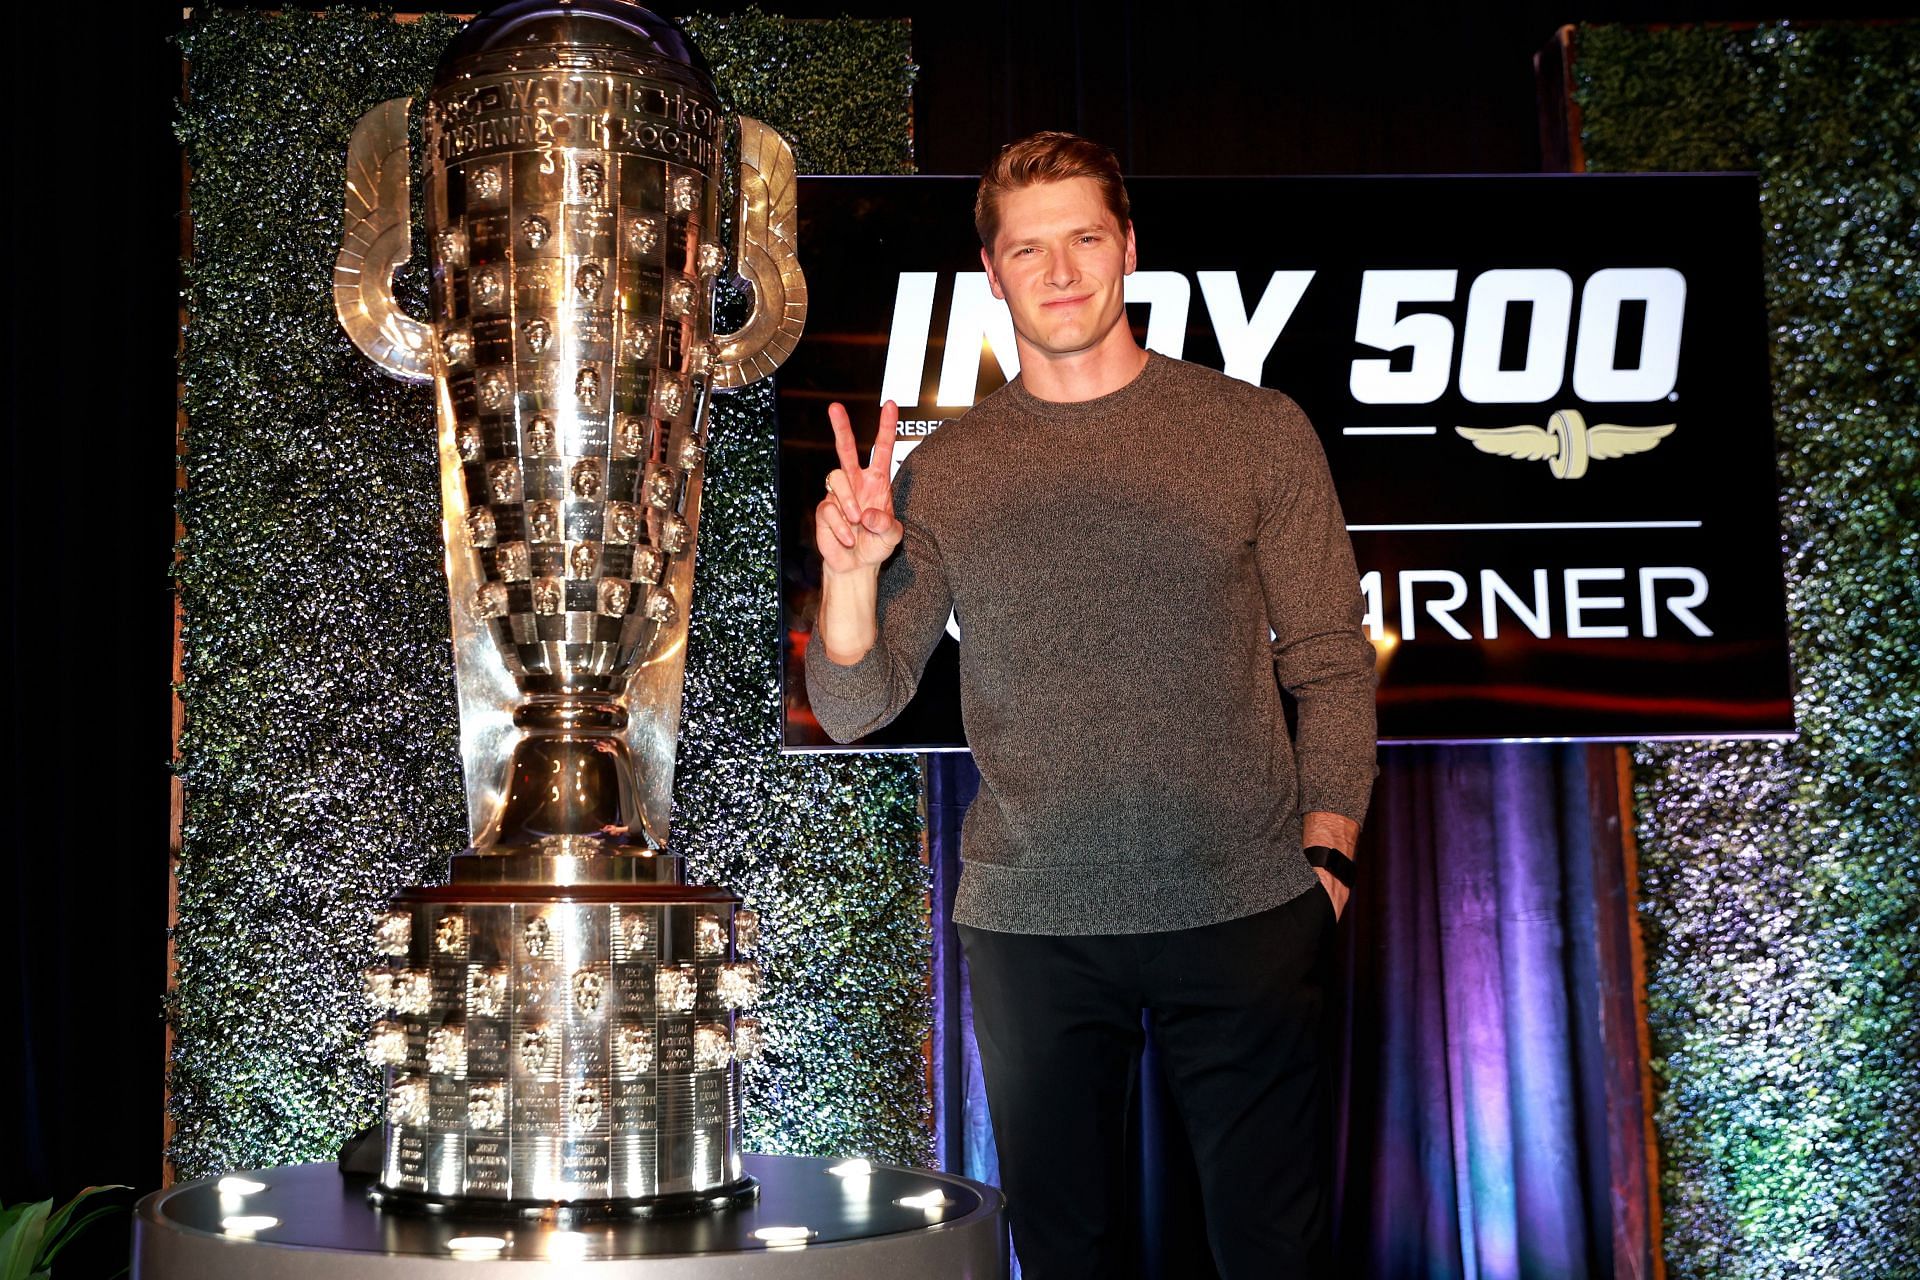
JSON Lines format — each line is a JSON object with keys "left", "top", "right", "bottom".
{"left": 333, "top": 0, "right": 804, "bottom": 1216}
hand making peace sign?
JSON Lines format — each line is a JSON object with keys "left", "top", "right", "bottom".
{"left": 817, "top": 400, "right": 905, "bottom": 576}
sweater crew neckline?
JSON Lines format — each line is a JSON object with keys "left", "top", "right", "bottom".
{"left": 1002, "top": 350, "right": 1171, "bottom": 421}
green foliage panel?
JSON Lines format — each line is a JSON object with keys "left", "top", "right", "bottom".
{"left": 173, "top": 8, "right": 925, "bottom": 1178}
{"left": 1577, "top": 22, "right": 1920, "bottom": 1279}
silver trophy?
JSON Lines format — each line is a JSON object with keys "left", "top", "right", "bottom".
{"left": 334, "top": 0, "right": 803, "bottom": 1215}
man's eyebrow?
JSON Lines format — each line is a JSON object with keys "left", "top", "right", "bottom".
{"left": 1002, "top": 225, "right": 1110, "bottom": 248}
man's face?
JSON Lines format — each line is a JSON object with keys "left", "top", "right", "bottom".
{"left": 982, "top": 176, "right": 1136, "bottom": 363}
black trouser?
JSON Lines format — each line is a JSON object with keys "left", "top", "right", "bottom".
{"left": 959, "top": 887, "right": 1336, "bottom": 1280}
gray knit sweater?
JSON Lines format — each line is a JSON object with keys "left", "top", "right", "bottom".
{"left": 805, "top": 352, "right": 1378, "bottom": 935}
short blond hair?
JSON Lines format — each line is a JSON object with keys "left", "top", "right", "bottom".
{"left": 974, "top": 131, "right": 1130, "bottom": 253}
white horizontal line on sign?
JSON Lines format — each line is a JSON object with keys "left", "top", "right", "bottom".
{"left": 1347, "top": 520, "right": 1705, "bottom": 531}
{"left": 1342, "top": 426, "right": 1438, "bottom": 435}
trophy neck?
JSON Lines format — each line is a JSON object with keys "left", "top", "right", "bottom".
{"left": 515, "top": 695, "right": 628, "bottom": 733}
{"left": 454, "top": 694, "right": 685, "bottom": 886}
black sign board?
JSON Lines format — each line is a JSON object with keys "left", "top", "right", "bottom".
{"left": 774, "top": 175, "right": 1793, "bottom": 748}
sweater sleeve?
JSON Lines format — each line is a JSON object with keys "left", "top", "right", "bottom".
{"left": 802, "top": 454, "right": 955, "bottom": 743}
{"left": 1255, "top": 396, "right": 1380, "bottom": 826}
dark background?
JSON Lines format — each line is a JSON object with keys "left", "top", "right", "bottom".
{"left": 4, "top": 0, "right": 1910, "bottom": 1253}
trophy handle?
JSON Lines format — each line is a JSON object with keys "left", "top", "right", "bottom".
{"left": 334, "top": 96, "right": 434, "bottom": 384}
{"left": 711, "top": 117, "right": 808, "bottom": 390}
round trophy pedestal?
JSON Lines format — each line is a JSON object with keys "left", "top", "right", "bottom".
{"left": 135, "top": 1156, "right": 1006, "bottom": 1278}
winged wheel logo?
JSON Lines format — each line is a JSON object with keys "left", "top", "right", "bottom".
{"left": 1455, "top": 410, "right": 1675, "bottom": 479}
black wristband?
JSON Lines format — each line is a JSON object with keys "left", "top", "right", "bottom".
{"left": 1304, "top": 845, "right": 1356, "bottom": 889}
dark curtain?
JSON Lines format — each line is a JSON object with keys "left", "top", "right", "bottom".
{"left": 2, "top": 4, "right": 177, "bottom": 1210}
{"left": 928, "top": 743, "right": 1655, "bottom": 1280}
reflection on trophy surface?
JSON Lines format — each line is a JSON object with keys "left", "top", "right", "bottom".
{"left": 334, "top": 0, "right": 803, "bottom": 1215}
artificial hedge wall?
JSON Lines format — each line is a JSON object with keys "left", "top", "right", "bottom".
{"left": 1576, "top": 22, "right": 1920, "bottom": 1279}
{"left": 173, "top": 7, "right": 925, "bottom": 1177}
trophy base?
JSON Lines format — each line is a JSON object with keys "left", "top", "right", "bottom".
{"left": 366, "top": 1174, "right": 760, "bottom": 1221}
{"left": 365, "top": 882, "right": 763, "bottom": 1209}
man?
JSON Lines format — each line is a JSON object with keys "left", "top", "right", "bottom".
{"left": 805, "top": 132, "right": 1377, "bottom": 1277}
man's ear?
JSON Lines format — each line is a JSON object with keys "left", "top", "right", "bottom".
{"left": 981, "top": 244, "right": 1005, "bottom": 300}
{"left": 1123, "top": 221, "right": 1137, "bottom": 276}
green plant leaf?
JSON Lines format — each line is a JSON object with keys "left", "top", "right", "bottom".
{"left": 38, "top": 1204, "right": 129, "bottom": 1268}
{"left": 0, "top": 1200, "right": 50, "bottom": 1280}
{"left": 38, "top": 1186, "right": 127, "bottom": 1258}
